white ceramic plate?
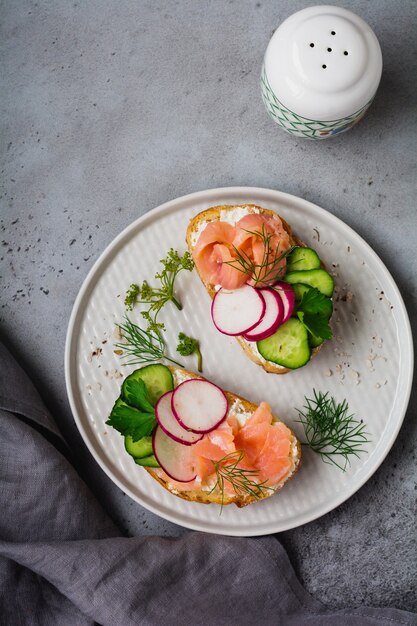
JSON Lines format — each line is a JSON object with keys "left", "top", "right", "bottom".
{"left": 65, "top": 187, "right": 413, "bottom": 536}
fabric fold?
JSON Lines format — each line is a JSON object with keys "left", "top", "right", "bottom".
{"left": 0, "top": 341, "right": 62, "bottom": 439}
{"left": 0, "top": 341, "right": 415, "bottom": 626}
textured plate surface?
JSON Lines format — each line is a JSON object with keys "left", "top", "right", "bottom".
{"left": 65, "top": 187, "right": 413, "bottom": 536}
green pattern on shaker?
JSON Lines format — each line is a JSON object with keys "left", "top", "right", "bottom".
{"left": 260, "top": 65, "right": 372, "bottom": 139}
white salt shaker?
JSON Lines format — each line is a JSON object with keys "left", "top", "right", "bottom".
{"left": 261, "top": 5, "right": 383, "bottom": 139}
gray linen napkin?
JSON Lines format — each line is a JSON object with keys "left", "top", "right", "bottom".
{"left": 0, "top": 341, "right": 415, "bottom": 626}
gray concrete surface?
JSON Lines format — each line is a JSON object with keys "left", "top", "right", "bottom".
{"left": 1, "top": 0, "right": 416, "bottom": 614}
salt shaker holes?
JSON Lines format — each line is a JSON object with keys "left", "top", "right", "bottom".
{"left": 262, "top": 5, "right": 383, "bottom": 138}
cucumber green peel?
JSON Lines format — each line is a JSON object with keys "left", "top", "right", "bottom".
{"left": 135, "top": 455, "right": 160, "bottom": 468}
{"left": 125, "top": 435, "right": 153, "bottom": 458}
{"left": 257, "top": 318, "right": 311, "bottom": 369}
{"left": 285, "top": 268, "right": 334, "bottom": 297}
{"left": 287, "top": 247, "right": 320, "bottom": 272}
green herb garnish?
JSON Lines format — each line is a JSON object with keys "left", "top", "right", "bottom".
{"left": 121, "top": 377, "right": 154, "bottom": 412}
{"left": 295, "top": 288, "right": 333, "bottom": 341}
{"left": 225, "top": 225, "right": 294, "bottom": 286}
{"left": 127, "top": 248, "right": 194, "bottom": 318}
{"left": 118, "top": 249, "right": 194, "bottom": 366}
{"left": 209, "top": 450, "right": 273, "bottom": 509}
{"left": 124, "top": 283, "right": 140, "bottom": 311}
{"left": 176, "top": 332, "right": 203, "bottom": 372}
{"left": 140, "top": 310, "right": 166, "bottom": 336}
{"left": 123, "top": 249, "right": 194, "bottom": 336}
{"left": 295, "top": 390, "right": 369, "bottom": 470}
{"left": 115, "top": 316, "right": 183, "bottom": 367}
{"left": 106, "top": 397, "right": 155, "bottom": 442}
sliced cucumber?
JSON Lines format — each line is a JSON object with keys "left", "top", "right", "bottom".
{"left": 292, "top": 283, "right": 311, "bottom": 302}
{"left": 287, "top": 247, "right": 320, "bottom": 271}
{"left": 125, "top": 435, "right": 153, "bottom": 459}
{"left": 122, "top": 364, "right": 174, "bottom": 407}
{"left": 257, "top": 318, "right": 311, "bottom": 369}
{"left": 135, "top": 454, "right": 160, "bottom": 468}
{"left": 284, "top": 269, "right": 334, "bottom": 297}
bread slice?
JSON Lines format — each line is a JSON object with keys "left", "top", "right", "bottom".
{"left": 145, "top": 366, "right": 301, "bottom": 507}
{"left": 186, "top": 203, "right": 320, "bottom": 374}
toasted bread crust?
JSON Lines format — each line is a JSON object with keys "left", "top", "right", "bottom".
{"left": 186, "top": 204, "right": 321, "bottom": 374}
{"left": 145, "top": 367, "right": 301, "bottom": 507}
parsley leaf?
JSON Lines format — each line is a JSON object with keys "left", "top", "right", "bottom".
{"left": 297, "top": 311, "right": 333, "bottom": 340}
{"left": 176, "top": 332, "right": 203, "bottom": 372}
{"left": 296, "top": 287, "right": 333, "bottom": 340}
{"left": 297, "top": 287, "right": 332, "bottom": 316}
{"left": 106, "top": 399, "right": 155, "bottom": 441}
{"left": 122, "top": 378, "right": 154, "bottom": 412}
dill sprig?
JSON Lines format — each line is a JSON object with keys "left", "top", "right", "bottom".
{"left": 209, "top": 450, "right": 273, "bottom": 509}
{"left": 224, "top": 225, "right": 294, "bottom": 286}
{"left": 115, "top": 316, "right": 183, "bottom": 367}
{"left": 295, "top": 390, "right": 369, "bottom": 471}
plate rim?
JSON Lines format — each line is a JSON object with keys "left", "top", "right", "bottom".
{"left": 65, "top": 186, "right": 414, "bottom": 536}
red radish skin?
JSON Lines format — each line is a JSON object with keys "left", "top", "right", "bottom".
{"left": 243, "top": 288, "right": 284, "bottom": 341}
{"left": 155, "top": 391, "right": 203, "bottom": 446}
{"left": 172, "top": 379, "right": 228, "bottom": 434}
{"left": 152, "top": 426, "right": 197, "bottom": 482}
{"left": 274, "top": 282, "right": 295, "bottom": 323}
{"left": 211, "top": 285, "right": 265, "bottom": 336}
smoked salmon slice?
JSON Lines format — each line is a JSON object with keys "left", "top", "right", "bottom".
{"left": 234, "top": 214, "right": 291, "bottom": 286}
{"left": 193, "top": 222, "right": 247, "bottom": 289}
{"left": 256, "top": 424, "right": 292, "bottom": 485}
{"left": 234, "top": 422, "right": 270, "bottom": 464}
{"left": 193, "top": 213, "right": 292, "bottom": 289}
{"left": 155, "top": 399, "right": 294, "bottom": 496}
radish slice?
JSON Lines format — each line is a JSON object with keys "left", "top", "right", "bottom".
{"left": 243, "top": 288, "right": 284, "bottom": 341}
{"left": 152, "top": 426, "right": 197, "bottom": 482}
{"left": 155, "top": 391, "right": 203, "bottom": 446}
{"left": 172, "top": 379, "right": 228, "bottom": 434}
{"left": 211, "top": 285, "right": 265, "bottom": 336}
{"left": 274, "top": 282, "right": 295, "bottom": 323}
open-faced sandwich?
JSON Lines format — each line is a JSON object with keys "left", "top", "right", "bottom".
{"left": 107, "top": 363, "right": 301, "bottom": 507}
{"left": 187, "top": 204, "right": 334, "bottom": 373}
